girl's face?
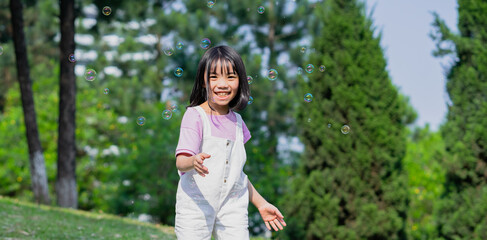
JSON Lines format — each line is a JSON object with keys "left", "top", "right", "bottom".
{"left": 204, "top": 60, "right": 239, "bottom": 113}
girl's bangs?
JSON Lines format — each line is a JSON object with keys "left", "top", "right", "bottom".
{"left": 209, "top": 57, "right": 237, "bottom": 75}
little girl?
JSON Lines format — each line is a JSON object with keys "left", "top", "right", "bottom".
{"left": 174, "top": 45, "right": 286, "bottom": 239}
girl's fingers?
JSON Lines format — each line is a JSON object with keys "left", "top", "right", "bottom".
{"left": 269, "top": 221, "right": 278, "bottom": 231}
{"left": 264, "top": 221, "right": 271, "bottom": 231}
{"left": 278, "top": 217, "right": 287, "bottom": 226}
{"left": 194, "top": 163, "right": 209, "bottom": 176}
{"left": 273, "top": 219, "right": 284, "bottom": 230}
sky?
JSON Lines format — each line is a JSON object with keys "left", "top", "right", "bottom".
{"left": 364, "top": 0, "right": 458, "bottom": 131}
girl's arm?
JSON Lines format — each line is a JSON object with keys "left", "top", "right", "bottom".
{"left": 247, "top": 179, "right": 268, "bottom": 208}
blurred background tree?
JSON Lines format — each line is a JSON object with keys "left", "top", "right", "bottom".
{"left": 404, "top": 126, "right": 446, "bottom": 239}
{"left": 278, "top": 0, "right": 416, "bottom": 239}
{"left": 431, "top": 0, "right": 487, "bottom": 239}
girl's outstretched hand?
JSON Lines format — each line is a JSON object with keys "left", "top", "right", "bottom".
{"left": 258, "top": 203, "right": 287, "bottom": 232}
{"left": 193, "top": 153, "right": 211, "bottom": 177}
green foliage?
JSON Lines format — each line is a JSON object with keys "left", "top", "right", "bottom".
{"left": 431, "top": 0, "right": 487, "bottom": 239}
{"left": 278, "top": 0, "right": 415, "bottom": 239}
{"left": 404, "top": 126, "right": 446, "bottom": 239}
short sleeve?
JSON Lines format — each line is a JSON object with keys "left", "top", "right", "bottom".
{"left": 175, "top": 107, "right": 203, "bottom": 157}
{"left": 242, "top": 119, "right": 251, "bottom": 144}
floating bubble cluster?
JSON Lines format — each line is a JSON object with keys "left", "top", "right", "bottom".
{"left": 102, "top": 6, "right": 112, "bottom": 16}
{"left": 163, "top": 46, "right": 174, "bottom": 56}
{"left": 174, "top": 67, "right": 183, "bottom": 77}
{"left": 267, "top": 69, "right": 278, "bottom": 81}
{"left": 200, "top": 38, "right": 211, "bottom": 49}
{"left": 176, "top": 42, "right": 184, "bottom": 50}
{"left": 304, "top": 93, "right": 313, "bottom": 102}
{"left": 84, "top": 69, "right": 97, "bottom": 81}
{"left": 258, "top": 6, "right": 265, "bottom": 14}
{"left": 248, "top": 96, "right": 253, "bottom": 105}
{"left": 319, "top": 65, "right": 326, "bottom": 72}
{"left": 68, "top": 54, "right": 76, "bottom": 63}
{"left": 137, "top": 116, "right": 146, "bottom": 126}
{"left": 247, "top": 76, "right": 253, "bottom": 84}
{"left": 162, "top": 110, "right": 172, "bottom": 120}
{"left": 104, "top": 88, "right": 109, "bottom": 95}
{"left": 341, "top": 125, "right": 350, "bottom": 134}
{"left": 207, "top": 0, "right": 215, "bottom": 8}
{"left": 305, "top": 64, "right": 314, "bottom": 73}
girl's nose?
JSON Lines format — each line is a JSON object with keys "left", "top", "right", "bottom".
{"left": 216, "top": 78, "right": 229, "bottom": 87}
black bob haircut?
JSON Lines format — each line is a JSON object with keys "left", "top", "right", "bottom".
{"left": 188, "top": 45, "right": 250, "bottom": 112}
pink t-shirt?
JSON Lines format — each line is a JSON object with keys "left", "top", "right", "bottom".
{"left": 175, "top": 107, "right": 251, "bottom": 157}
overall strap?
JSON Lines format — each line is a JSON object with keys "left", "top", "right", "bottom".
{"left": 234, "top": 112, "right": 243, "bottom": 142}
{"left": 194, "top": 106, "right": 212, "bottom": 138}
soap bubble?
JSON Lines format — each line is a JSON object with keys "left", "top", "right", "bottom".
{"left": 247, "top": 76, "right": 253, "bottom": 84}
{"left": 341, "top": 125, "right": 350, "bottom": 134}
{"left": 207, "top": 0, "right": 215, "bottom": 8}
{"left": 297, "top": 67, "right": 303, "bottom": 75}
{"left": 170, "top": 103, "right": 178, "bottom": 113}
{"left": 327, "top": 123, "right": 332, "bottom": 128}
{"left": 304, "top": 93, "right": 313, "bottom": 103}
{"left": 305, "top": 64, "right": 314, "bottom": 73}
{"left": 136, "top": 116, "right": 146, "bottom": 126}
{"left": 163, "top": 46, "right": 174, "bottom": 56}
{"left": 102, "top": 6, "right": 112, "bottom": 16}
{"left": 162, "top": 110, "right": 172, "bottom": 120}
{"left": 174, "top": 67, "right": 183, "bottom": 77}
{"left": 248, "top": 96, "right": 253, "bottom": 105}
{"left": 68, "top": 54, "right": 76, "bottom": 63}
{"left": 176, "top": 42, "right": 184, "bottom": 50}
{"left": 200, "top": 38, "right": 211, "bottom": 49}
{"left": 319, "top": 65, "right": 326, "bottom": 72}
{"left": 104, "top": 88, "right": 109, "bottom": 95}
{"left": 84, "top": 69, "right": 97, "bottom": 81}
{"left": 258, "top": 6, "right": 265, "bottom": 14}
{"left": 267, "top": 69, "right": 278, "bottom": 81}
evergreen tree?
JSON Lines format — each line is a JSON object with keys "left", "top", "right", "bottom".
{"left": 431, "top": 0, "right": 487, "bottom": 238}
{"left": 279, "top": 0, "right": 416, "bottom": 239}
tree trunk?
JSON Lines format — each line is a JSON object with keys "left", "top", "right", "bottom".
{"left": 9, "top": 0, "right": 50, "bottom": 205}
{"left": 56, "top": 0, "right": 77, "bottom": 209}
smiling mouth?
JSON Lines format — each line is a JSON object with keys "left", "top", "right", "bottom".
{"left": 215, "top": 92, "right": 230, "bottom": 96}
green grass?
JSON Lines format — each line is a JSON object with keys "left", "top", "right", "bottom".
{"left": 0, "top": 195, "right": 269, "bottom": 240}
{"left": 0, "top": 195, "right": 176, "bottom": 239}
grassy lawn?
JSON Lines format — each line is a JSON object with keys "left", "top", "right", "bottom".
{"left": 0, "top": 195, "right": 176, "bottom": 239}
{"left": 0, "top": 195, "right": 269, "bottom": 240}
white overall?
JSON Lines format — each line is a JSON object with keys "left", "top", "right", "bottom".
{"left": 175, "top": 106, "right": 250, "bottom": 239}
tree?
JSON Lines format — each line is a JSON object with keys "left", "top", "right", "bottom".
{"left": 9, "top": 0, "right": 50, "bottom": 205}
{"left": 279, "top": 0, "right": 416, "bottom": 239}
{"left": 56, "top": 0, "right": 77, "bottom": 208}
{"left": 404, "top": 126, "right": 446, "bottom": 239}
{"left": 431, "top": 0, "right": 487, "bottom": 238}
